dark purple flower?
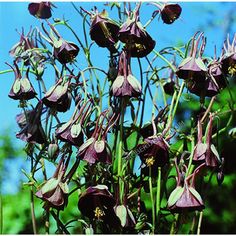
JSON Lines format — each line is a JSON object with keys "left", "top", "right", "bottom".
{"left": 112, "top": 50, "right": 142, "bottom": 97}
{"left": 55, "top": 100, "right": 91, "bottom": 146}
{"left": 221, "top": 34, "right": 236, "bottom": 77}
{"left": 88, "top": 9, "right": 120, "bottom": 53}
{"left": 78, "top": 111, "right": 118, "bottom": 165}
{"left": 176, "top": 32, "right": 207, "bottom": 82}
{"left": 16, "top": 101, "right": 46, "bottom": 144}
{"left": 160, "top": 3, "right": 182, "bottom": 24}
{"left": 36, "top": 157, "right": 68, "bottom": 210}
{"left": 168, "top": 160, "right": 205, "bottom": 213}
{"left": 43, "top": 77, "right": 71, "bottom": 112}
{"left": 7, "top": 62, "right": 37, "bottom": 101}
{"left": 28, "top": 2, "right": 54, "bottom": 19}
{"left": 118, "top": 4, "right": 156, "bottom": 58}
{"left": 137, "top": 135, "right": 169, "bottom": 173}
{"left": 78, "top": 185, "right": 117, "bottom": 223}
{"left": 53, "top": 39, "right": 79, "bottom": 64}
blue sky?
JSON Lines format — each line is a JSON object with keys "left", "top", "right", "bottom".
{"left": 0, "top": 1, "right": 235, "bottom": 194}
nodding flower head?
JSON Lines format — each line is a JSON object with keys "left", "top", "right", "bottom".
{"left": 43, "top": 76, "right": 72, "bottom": 112}
{"left": 35, "top": 157, "right": 69, "bottom": 210}
{"left": 28, "top": 2, "right": 54, "bottom": 19}
{"left": 78, "top": 110, "right": 119, "bottom": 165}
{"left": 85, "top": 8, "right": 120, "bottom": 53}
{"left": 118, "top": 3, "right": 156, "bottom": 58}
{"left": 176, "top": 32, "right": 207, "bottom": 82}
{"left": 167, "top": 160, "right": 205, "bottom": 213}
{"left": 221, "top": 34, "right": 236, "bottom": 77}
{"left": 78, "top": 185, "right": 117, "bottom": 223}
{"left": 112, "top": 50, "right": 142, "bottom": 98}
{"left": 16, "top": 100, "right": 46, "bottom": 144}
{"left": 56, "top": 100, "right": 92, "bottom": 146}
{"left": 7, "top": 62, "right": 37, "bottom": 101}
{"left": 9, "top": 28, "right": 35, "bottom": 61}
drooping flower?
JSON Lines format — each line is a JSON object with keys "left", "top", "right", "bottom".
{"left": 16, "top": 100, "right": 46, "bottom": 144}
{"left": 7, "top": 62, "right": 37, "bottom": 101}
{"left": 36, "top": 157, "right": 69, "bottom": 210}
{"left": 118, "top": 3, "right": 156, "bottom": 58}
{"left": 221, "top": 34, "right": 236, "bottom": 77}
{"left": 137, "top": 135, "right": 169, "bottom": 174}
{"left": 112, "top": 50, "right": 142, "bottom": 97}
{"left": 167, "top": 160, "right": 205, "bottom": 213}
{"left": 87, "top": 8, "right": 120, "bottom": 53}
{"left": 28, "top": 2, "right": 54, "bottom": 19}
{"left": 55, "top": 100, "right": 91, "bottom": 146}
{"left": 176, "top": 32, "right": 207, "bottom": 82}
{"left": 53, "top": 38, "right": 79, "bottom": 64}
{"left": 78, "top": 185, "right": 118, "bottom": 225}
{"left": 159, "top": 3, "right": 182, "bottom": 24}
{"left": 43, "top": 77, "right": 72, "bottom": 112}
{"left": 78, "top": 111, "right": 118, "bottom": 165}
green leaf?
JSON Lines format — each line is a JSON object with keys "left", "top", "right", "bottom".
{"left": 21, "top": 78, "right": 31, "bottom": 92}
{"left": 167, "top": 186, "right": 184, "bottom": 207}
{"left": 71, "top": 123, "right": 82, "bottom": 138}
{"left": 79, "top": 137, "right": 95, "bottom": 153}
{"left": 41, "top": 178, "right": 59, "bottom": 194}
{"left": 189, "top": 187, "right": 203, "bottom": 204}
{"left": 13, "top": 79, "right": 21, "bottom": 94}
{"left": 115, "top": 205, "right": 127, "bottom": 227}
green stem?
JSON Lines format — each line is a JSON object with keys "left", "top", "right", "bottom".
{"left": 149, "top": 167, "right": 155, "bottom": 234}
{"left": 186, "top": 137, "right": 195, "bottom": 177}
{"left": 30, "top": 188, "right": 37, "bottom": 234}
{"left": 156, "top": 167, "right": 161, "bottom": 222}
{"left": 197, "top": 211, "right": 203, "bottom": 234}
{"left": 0, "top": 195, "right": 3, "bottom": 234}
{"left": 170, "top": 213, "right": 179, "bottom": 234}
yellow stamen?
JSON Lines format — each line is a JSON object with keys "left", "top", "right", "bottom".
{"left": 145, "top": 156, "right": 155, "bottom": 167}
{"left": 228, "top": 64, "right": 236, "bottom": 76}
{"left": 94, "top": 207, "right": 105, "bottom": 220}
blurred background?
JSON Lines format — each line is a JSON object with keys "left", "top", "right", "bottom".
{"left": 0, "top": 1, "right": 235, "bottom": 234}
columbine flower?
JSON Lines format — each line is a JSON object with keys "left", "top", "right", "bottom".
{"left": 167, "top": 160, "right": 205, "bottom": 213}
{"left": 137, "top": 135, "right": 169, "bottom": 174}
{"left": 43, "top": 77, "right": 71, "bottom": 112}
{"left": 112, "top": 50, "right": 142, "bottom": 97}
{"left": 159, "top": 3, "right": 182, "bottom": 24}
{"left": 86, "top": 8, "right": 120, "bottom": 53}
{"left": 8, "top": 62, "right": 37, "bottom": 101}
{"left": 176, "top": 32, "right": 207, "bottom": 83}
{"left": 78, "top": 111, "right": 118, "bottom": 165}
{"left": 118, "top": 3, "right": 156, "bottom": 58}
{"left": 28, "top": 2, "right": 54, "bottom": 19}
{"left": 16, "top": 100, "right": 46, "bottom": 144}
{"left": 53, "top": 38, "right": 79, "bottom": 64}
{"left": 78, "top": 185, "right": 117, "bottom": 223}
{"left": 36, "top": 157, "right": 68, "bottom": 210}
{"left": 221, "top": 34, "right": 236, "bottom": 77}
{"left": 55, "top": 100, "right": 91, "bottom": 146}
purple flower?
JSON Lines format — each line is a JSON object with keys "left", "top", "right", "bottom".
{"left": 118, "top": 4, "right": 156, "bottom": 58}
{"left": 167, "top": 160, "right": 205, "bottom": 213}
{"left": 112, "top": 50, "right": 142, "bottom": 97}
{"left": 221, "top": 34, "right": 236, "bottom": 77}
{"left": 176, "top": 32, "right": 207, "bottom": 83}
{"left": 159, "top": 3, "right": 182, "bottom": 24}
{"left": 7, "top": 62, "right": 37, "bottom": 101}
{"left": 36, "top": 157, "right": 68, "bottom": 210}
{"left": 78, "top": 185, "right": 118, "bottom": 224}
{"left": 43, "top": 77, "right": 71, "bottom": 112}
{"left": 78, "top": 111, "right": 118, "bottom": 165}
{"left": 55, "top": 100, "right": 91, "bottom": 146}
{"left": 28, "top": 2, "right": 54, "bottom": 19}
{"left": 16, "top": 101, "right": 46, "bottom": 144}
{"left": 88, "top": 8, "right": 120, "bottom": 53}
